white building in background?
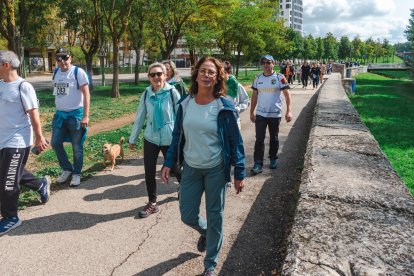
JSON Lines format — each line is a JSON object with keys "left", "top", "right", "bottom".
{"left": 279, "top": 0, "right": 303, "bottom": 32}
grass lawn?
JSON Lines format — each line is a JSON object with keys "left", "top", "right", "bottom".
{"left": 350, "top": 71, "right": 414, "bottom": 195}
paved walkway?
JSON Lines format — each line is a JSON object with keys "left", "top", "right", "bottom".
{"left": 0, "top": 79, "right": 323, "bottom": 275}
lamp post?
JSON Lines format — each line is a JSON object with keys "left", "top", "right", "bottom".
{"left": 98, "top": 45, "right": 106, "bottom": 86}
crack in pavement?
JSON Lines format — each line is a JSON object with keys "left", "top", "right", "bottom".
{"left": 297, "top": 257, "right": 347, "bottom": 276}
{"left": 110, "top": 201, "right": 171, "bottom": 275}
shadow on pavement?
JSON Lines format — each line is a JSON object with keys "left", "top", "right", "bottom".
{"left": 10, "top": 197, "right": 177, "bottom": 235}
{"left": 219, "top": 91, "right": 319, "bottom": 275}
{"left": 134, "top": 252, "right": 200, "bottom": 276}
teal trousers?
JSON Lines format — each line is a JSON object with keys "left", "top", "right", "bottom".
{"left": 179, "top": 161, "right": 227, "bottom": 271}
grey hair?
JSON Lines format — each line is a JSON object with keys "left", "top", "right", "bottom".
{"left": 162, "top": 60, "right": 180, "bottom": 80}
{"left": 147, "top": 62, "right": 166, "bottom": 77}
{"left": 0, "top": 50, "right": 20, "bottom": 69}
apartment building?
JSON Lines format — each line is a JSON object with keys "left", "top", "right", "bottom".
{"left": 279, "top": 0, "right": 303, "bottom": 32}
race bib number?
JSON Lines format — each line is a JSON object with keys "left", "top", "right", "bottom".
{"left": 53, "top": 83, "right": 70, "bottom": 96}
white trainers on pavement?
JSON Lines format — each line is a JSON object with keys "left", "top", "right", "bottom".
{"left": 57, "top": 171, "right": 72, "bottom": 183}
{"left": 70, "top": 174, "right": 81, "bottom": 187}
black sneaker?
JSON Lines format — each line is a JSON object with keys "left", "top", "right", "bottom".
{"left": 0, "top": 217, "right": 22, "bottom": 236}
{"left": 203, "top": 269, "right": 215, "bottom": 276}
{"left": 38, "top": 176, "right": 51, "bottom": 204}
{"left": 138, "top": 202, "right": 159, "bottom": 218}
{"left": 250, "top": 163, "right": 263, "bottom": 175}
{"left": 197, "top": 235, "right": 206, "bottom": 252}
{"left": 269, "top": 159, "right": 277, "bottom": 169}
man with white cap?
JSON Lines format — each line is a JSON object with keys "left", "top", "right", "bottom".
{"left": 250, "top": 54, "right": 293, "bottom": 174}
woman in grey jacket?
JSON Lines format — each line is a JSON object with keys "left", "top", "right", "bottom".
{"left": 161, "top": 57, "right": 246, "bottom": 276}
{"left": 129, "top": 62, "right": 180, "bottom": 218}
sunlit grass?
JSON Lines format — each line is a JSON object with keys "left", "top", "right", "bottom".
{"left": 350, "top": 72, "right": 414, "bottom": 195}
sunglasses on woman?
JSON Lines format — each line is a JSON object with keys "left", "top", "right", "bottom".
{"left": 261, "top": 61, "right": 272, "bottom": 65}
{"left": 149, "top": 72, "right": 163, "bottom": 78}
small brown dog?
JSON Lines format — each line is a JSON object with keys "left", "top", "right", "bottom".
{"left": 102, "top": 137, "right": 124, "bottom": 170}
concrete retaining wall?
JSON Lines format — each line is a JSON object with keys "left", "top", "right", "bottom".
{"left": 282, "top": 73, "right": 414, "bottom": 275}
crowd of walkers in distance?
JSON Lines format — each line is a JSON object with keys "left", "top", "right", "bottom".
{"left": 280, "top": 60, "right": 333, "bottom": 90}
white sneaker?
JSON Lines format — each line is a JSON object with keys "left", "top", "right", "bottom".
{"left": 57, "top": 171, "right": 72, "bottom": 183}
{"left": 70, "top": 174, "right": 81, "bottom": 187}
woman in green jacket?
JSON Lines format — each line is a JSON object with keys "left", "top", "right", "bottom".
{"left": 162, "top": 60, "right": 187, "bottom": 96}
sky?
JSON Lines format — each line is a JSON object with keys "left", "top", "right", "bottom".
{"left": 302, "top": 0, "right": 413, "bottom": 44}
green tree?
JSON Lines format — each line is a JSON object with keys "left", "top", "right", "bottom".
{"left": 352, "top": 36, "right": 362, "bottom": 62}
{"left": 0, "top": 0, "right": 18, "bottom": 52}
{"left": 404, "top": 8, "right": 414, "bottom": 71}
{"left": 315, "top": 37, "right": 324, "bottom": 61}
{"left": 147, "top": 0, "right": 227, "bottom": 60}
{"left": 303, "top": 34, "right": 316, "bottom": 60}
{"left": 338, "top": 35, "right": 352, "bottom": 60}
{"left": 102, "top": 0, "right": 134, "bottom": 98}
{"left": 58, "top": 0, "right": 102, "bottom": 75}
{"left": 128, "top": 0, "right": 149, "bottom": 84}
{"left": 323, "top": 32, "right": 338, "bottom": 61}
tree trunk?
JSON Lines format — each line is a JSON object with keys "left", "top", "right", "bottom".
{"left": 111, "top": 38, "right": 120, "bottom": 98}
{"left": 85, "top": 53, "right": 94, "bottom": 75}
{"left": 235, "top": 48, "right": 242, "bottom": 78}
{"left": 189, "top": 49, "right": 196, "bottom": 66}
{"left": 133, "top": 46, "right": 140, "bottom": 85}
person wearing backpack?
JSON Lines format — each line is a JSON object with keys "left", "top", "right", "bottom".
{"left": 51, "top": 48, "right": 90, "bottom": 187}
{"left": 0, "top": 50, "right": 51, "bottom": 235}
{"left": 129, "top": 62, "right": 180, "bottom": 218}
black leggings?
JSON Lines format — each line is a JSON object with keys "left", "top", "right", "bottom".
{"left": 0, "top": 147, "right": 42, "bottom": 218}
{"left": 143, "top": 140, "right": 169, "bottom": 203}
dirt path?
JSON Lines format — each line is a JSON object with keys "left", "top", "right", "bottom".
{"left": 87, "top": 113, "right": 136, "bottom": 136}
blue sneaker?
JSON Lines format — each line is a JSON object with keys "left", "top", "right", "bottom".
{"left": 0, "top": 217, "right": 22, "bottom": 236}
{"left": 197, "top": 235, "right": 206, "bottom": 252}
{"left": 250, "top": 163, "right": 263, "bottom": 174}
{"left": 269, "top": 159, "right": 278, "bottom": 169}
{"left": 38, "top": 175, "right": 51, "bottom": 204}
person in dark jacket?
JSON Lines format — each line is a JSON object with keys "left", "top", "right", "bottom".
{"left": 310, "top": 62, "right": 321, "bottom": 89}
{"left": 161, "top": 56, "right": 246, "bottom": 276}
{"left": 301, "top": 61, "right": 311, "bottom": 89}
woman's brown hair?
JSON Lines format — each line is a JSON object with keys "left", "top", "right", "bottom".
{"left": 189, "top": 56, "right": 227, "bottom": 98}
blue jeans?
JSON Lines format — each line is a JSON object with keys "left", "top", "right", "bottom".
{"left": 179, "top": 161, "right": 227, "bottom": 271}
{"left": 51, "top": 115, "right": 84, "bottom": 174}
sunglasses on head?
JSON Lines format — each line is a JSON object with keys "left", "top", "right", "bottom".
{"left": 149, "top": 72, "right": 163, "bottom": 78}
{"left": 56, "top": 55, "right": 70, "bottom": 62}
{"left": 261, "top": 61, "right": 272, "bottom": 65}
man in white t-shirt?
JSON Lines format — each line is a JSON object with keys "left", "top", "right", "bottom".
{"left": 0, "top": 50, "right": 51, "bottom": 236}
{"left": 51, "top": 48, "right": 90, "bottom": 187}
{"left": 250, "top": 55, "right": 293, "bottom": 174}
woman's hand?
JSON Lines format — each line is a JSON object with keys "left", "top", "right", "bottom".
{"left": 161, "top": 166, "right": 171, "bottom": 184}
{"left": 234, "top": 179, "right": 245, "bottom": 194}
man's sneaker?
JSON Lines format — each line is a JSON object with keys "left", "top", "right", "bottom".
{"left": 138, "top": 202, "right": 159, "bottom": 218}
{"left": 38, "top": 175, "right": 51, "bottom": 204}
{"left": 70, "top": 174, "right": 81, "bottom": 187}
{"left": 57, "top": 170, "right": 72, "bottom": 183}
{"left": 203, "top": 269, "right": 215, "bottom": 276}
{"left": 197, "top": 235, "right": 206, "bottom": 252}
{"left": 269, "top": 159, "right": 278, "bottom": 169}
{"left": 0, "top": 217, "right": 22, "bottom": 236}
{"left": 250, "top": 163, "right": 263, "bottom": 175}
